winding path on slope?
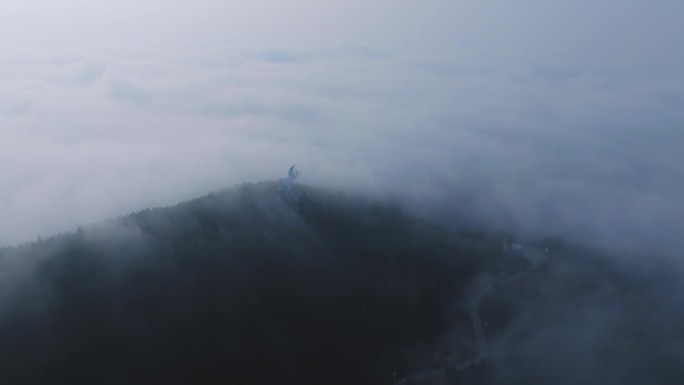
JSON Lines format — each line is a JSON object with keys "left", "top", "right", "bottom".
{"left": 396, "top": 249, "right": 547, "bottom": 385}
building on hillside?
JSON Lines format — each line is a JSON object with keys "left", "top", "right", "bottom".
{"left": 502, "top": 235, "right": 524, "bottom": 257}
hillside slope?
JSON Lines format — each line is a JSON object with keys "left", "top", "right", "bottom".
{"left": 0, "top": 182, "right": 681, "bottom": 385}
{"left": 0, "top": 182, "right": 500, "bottom": 385}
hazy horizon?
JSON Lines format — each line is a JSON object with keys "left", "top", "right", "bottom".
{"left": 2, "top": 0, "right": 683, "bottom": 259}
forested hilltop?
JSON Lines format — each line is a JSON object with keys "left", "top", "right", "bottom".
{"left": 0, "top": 182, "right": 680, "bottom": 385}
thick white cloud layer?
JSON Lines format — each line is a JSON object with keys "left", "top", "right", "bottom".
{"left": 1, "top": 0, "right": 683, "bottom": 257}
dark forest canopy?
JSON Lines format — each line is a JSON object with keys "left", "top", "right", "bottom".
{"left": 0, "top": 182, "right": 681, "bottom": 385}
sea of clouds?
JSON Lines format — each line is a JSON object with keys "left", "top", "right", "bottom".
{"left": 1, "top": 0, "right": 682, "bottom": 259}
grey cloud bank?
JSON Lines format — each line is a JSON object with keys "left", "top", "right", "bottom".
{"left": 1, "top": 0, "right": 683, "bottom": 258}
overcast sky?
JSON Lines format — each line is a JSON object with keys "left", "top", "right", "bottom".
{"left": 1, "top": 0, "right": 683, "bottom": 256}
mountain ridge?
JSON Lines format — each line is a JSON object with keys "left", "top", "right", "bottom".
{"left": 0, "top": 182, "right": 680, "bottom": 385}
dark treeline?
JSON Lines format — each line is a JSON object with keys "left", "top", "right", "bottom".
{"left": 0, "top": 183, "right": 496, "bottom": 385}
{"left": 0, "top": 182, "right": 681, "bottom": 385}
